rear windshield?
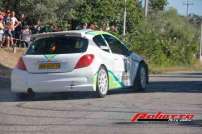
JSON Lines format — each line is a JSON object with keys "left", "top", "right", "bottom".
{"left": 26, "top": 36, "right": 88, "bottom": 55}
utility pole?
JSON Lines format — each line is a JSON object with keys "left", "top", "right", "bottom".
{"left": 200, "top": 22, "right": 202, "bottom": 61}
{"left": 144, "top": 0, "right": 149, "bottom": 17}
{"left": 183, "top": 0, "right": 193, "bottom": 16}
{"left": 123, "top": 0, "right": 127, "bottom": 37}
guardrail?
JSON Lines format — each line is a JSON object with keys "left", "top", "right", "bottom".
{"left": 1, "top": 37, "right": 29, "bottom": 53}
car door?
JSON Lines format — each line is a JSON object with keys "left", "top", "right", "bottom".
{"left": 93, "top": 35, "right": 114, "bottom": 72}
{"left": 102, "top": 34, "right": 132, "bottom": 87}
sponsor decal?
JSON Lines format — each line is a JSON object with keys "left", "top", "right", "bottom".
{"left": 131, "top": 112, "right": 194, "bottom": 122}
{"left": 108, "top": 70, "right": 124, "bottom": 89}
{"left": 44, "top": 54, "right": 57, "bottom": 62}
{"left": 93, "top": 70, "right": 124, "bottom": 90}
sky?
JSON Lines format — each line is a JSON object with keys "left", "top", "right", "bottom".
{"left": 167, "top": 0, "right": 202, "bottom": 16}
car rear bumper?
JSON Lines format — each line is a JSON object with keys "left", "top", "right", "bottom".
{"left": 11, "top": 68, "right": 96, "bottom": 93}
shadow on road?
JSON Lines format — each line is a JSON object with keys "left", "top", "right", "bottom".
{"left": 0, "top": 73, "right": 202, "bottom": 102}
{"left": 152, "top": 73, "right": 202, "bottom": 78}
{"left": 147, "top": 81, "right": 202, "bottom": 93}
{"left": 115, "top": 119, "right": 202, "bottom": 128}
{"left": 0, "top": 64, "right": 11, "bottom": 80}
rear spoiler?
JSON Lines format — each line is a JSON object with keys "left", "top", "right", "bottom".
{"left": 31, "top": 31, "right": 84, "bottom": 41}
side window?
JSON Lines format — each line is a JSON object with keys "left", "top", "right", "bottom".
{"left": 103, "top": 34, "right": 129, "bottom": 56}
{"left": 93, "top": 35, "right": 107, "bottom": 47}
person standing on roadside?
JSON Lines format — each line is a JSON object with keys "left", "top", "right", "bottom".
{"left": 0, "top": 14, "right": 4, "bottom": 47}
{"left": 88, "top": 22, "right": 97, "bottom": 30}
{"left": 15, "top": 14, "right": 26, "bottom": 41}
{"left": 2, "top": 22, "right": 13, "bottom": 47}
{"left": 82, "top": 23, "right": 88, "bottom": 29}
{"left": 21, "top": 25, "right": 31, "bottom": 42}
{"left": 32, "top": 20, "right": 41, "bottom": 34}
{"left": 3, "top": 10, "right": 11, "bottom": 25}
{"left": 10, "top": 11, "right": 20, "bottom": 39}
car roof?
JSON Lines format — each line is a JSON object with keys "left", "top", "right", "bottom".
{"left": 31, "top": 29, "right": 113, "bottom": 40}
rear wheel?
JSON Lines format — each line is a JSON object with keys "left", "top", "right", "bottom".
{"left": 133, "top": 63, "right": 148, "bottom": 91}
{"left": 96, "top": 66, "right": 109, "bottom": 98}
{"left": 15, "top": 93, "right": 29, "bottom": 100}
{"left": 15, "top": 90, "right": 35, "bottom": 100}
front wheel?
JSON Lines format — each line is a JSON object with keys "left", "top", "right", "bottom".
{"left": 15, "top": 93, "right": 34, "bottom": 100}
{"left": 133, "top": 63, "right": 148, "bottom": 91}
{"left": 96, "top": 66, "right": 109, "bottom": 98}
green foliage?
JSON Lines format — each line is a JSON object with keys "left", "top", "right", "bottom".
{"left": 126, "top": 8, "right": 199, "bottom": 66}
{"left": 0, "top": 1, "right": 3, "bottom": 9}
{"left": 1, "top": 0, "right": 81, "bottom": 24}
{"left": 0, "top": 0, "right": 200, "bottom": 67}
{"left": 189, "top": 14, "right": 202, "bottom": 27}
{"left": 149, "top": 0, "right": 168, "bottom": 11}
{"left": 74, "top": 0, "right": 143, "bottom": 33}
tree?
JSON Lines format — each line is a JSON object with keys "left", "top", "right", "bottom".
{"left": 0, "top": 0, "right": 3, "bottom": 9}
{"left": 74, "top": 0, "right": 142, "bottom": 33}
{"left": 189, "top": 14, "right": 202, "bottom": 27}
{"left": 0, "top": 0, "right": 199, "bottom": 67}
{"left": 0, "top": 0, "right": 81, "bottom": 25}
{"left": 126, "top": 8, "right": 199, "bottom": 66}
{"left": 149, "top": 0, "right": 168, "bottom": 11}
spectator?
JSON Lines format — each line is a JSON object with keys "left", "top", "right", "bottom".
{"left": 40, "top": 24, "right": 53, "bottom": 33}
{"left": 111, "top": 24, "right": 118, "bottom": 33}
{"left": 0, "top": 15, "right": 4, "bottom": 47}
{"left": 19, "top": 14, "right": 27, "bottom": 27}
{"left": 51, "top": 23, "right": 60, "bottom": 32}
{"left": 0, "top": 10, "right": 2, "bottom": 16}
{"left": 88, "top": 22, "right": 97, "bottom": 30}
{"left": 15, "top": 14, "right": 27, "bottom": 40}
{"left": 75, "top": 24, "right": 82, "bottom": 30}
{"left": 105, "top": 23, "right": 110, "bottom": 31}
{"left": 2, "top": 22, "right": 14, "bottom": 47}
{"left": 82, "top": 23, "right": 88, "bottom": 29}
{"left": 31, "top": 20, "right": 41, "bottom": 34}
{"left": 0, "top": 10, "right": 4, "bottom": 17}
{"left": 11, "top": 11, "right": 19, "bottom": 27}
{"left": 21, "top": 25, "right": 31, "bottom": 47}
{"left": 3, "top": 10, "right": 11, "bottom": 25}
{"left": 10, "top": 11, "right": 20, "bottom": 38}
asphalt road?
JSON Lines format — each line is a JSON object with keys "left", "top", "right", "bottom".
{"left": 0, "top": 72, "right": 202, "bottom": 134}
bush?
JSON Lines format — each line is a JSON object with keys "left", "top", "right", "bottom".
{"left": 125, "top": 9, "right": 199, "bottom": 67}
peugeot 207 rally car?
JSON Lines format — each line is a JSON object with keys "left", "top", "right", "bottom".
{"left": 11, "top": 30, "right": 149, "bottom": 97}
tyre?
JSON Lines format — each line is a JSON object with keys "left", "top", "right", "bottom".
{"left": 133, "top": 62, "right": 148, "bottom": 91}
{"left": 15, "top": 93, "right": 29, "bottom": 100}
{"left": 96, "top": 66, "right": 109, "bottom": 98}
{"left": 15, "top": 91, "right": 35, "bottom": 100}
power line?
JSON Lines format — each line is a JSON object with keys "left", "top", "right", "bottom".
{"left": 183, "top": 0, "right": 194, "bottom": 16}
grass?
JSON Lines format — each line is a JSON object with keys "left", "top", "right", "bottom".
{"left": 0, "top": 48, "right": 26, "bottom": 78}
{"left": 150, "top": 62, "right": 202, "bottom": 74}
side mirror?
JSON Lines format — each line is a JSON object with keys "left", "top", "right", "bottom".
{"left": 100, "top": 46, "right": 110, "bottom": 52}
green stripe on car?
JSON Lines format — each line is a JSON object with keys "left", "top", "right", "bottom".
{"left": 93, "top": 70, "right": 124, "bottom": 90}
{"left": 44, "top": 54, "right": 57, "bottom": 61}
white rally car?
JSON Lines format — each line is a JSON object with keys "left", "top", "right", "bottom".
{"left": 11, "top": 30, "right": 149, "bottom": 97}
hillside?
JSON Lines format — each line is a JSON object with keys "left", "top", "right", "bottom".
{"left": 0, "top": 48, "right": 26, "bottom": 78}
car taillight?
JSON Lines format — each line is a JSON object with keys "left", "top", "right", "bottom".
{"left": 75, "top": 54, "right": 94, "bottom": 69}
{"left": 16, "top": 57, "right": 27, "bottom": 71}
